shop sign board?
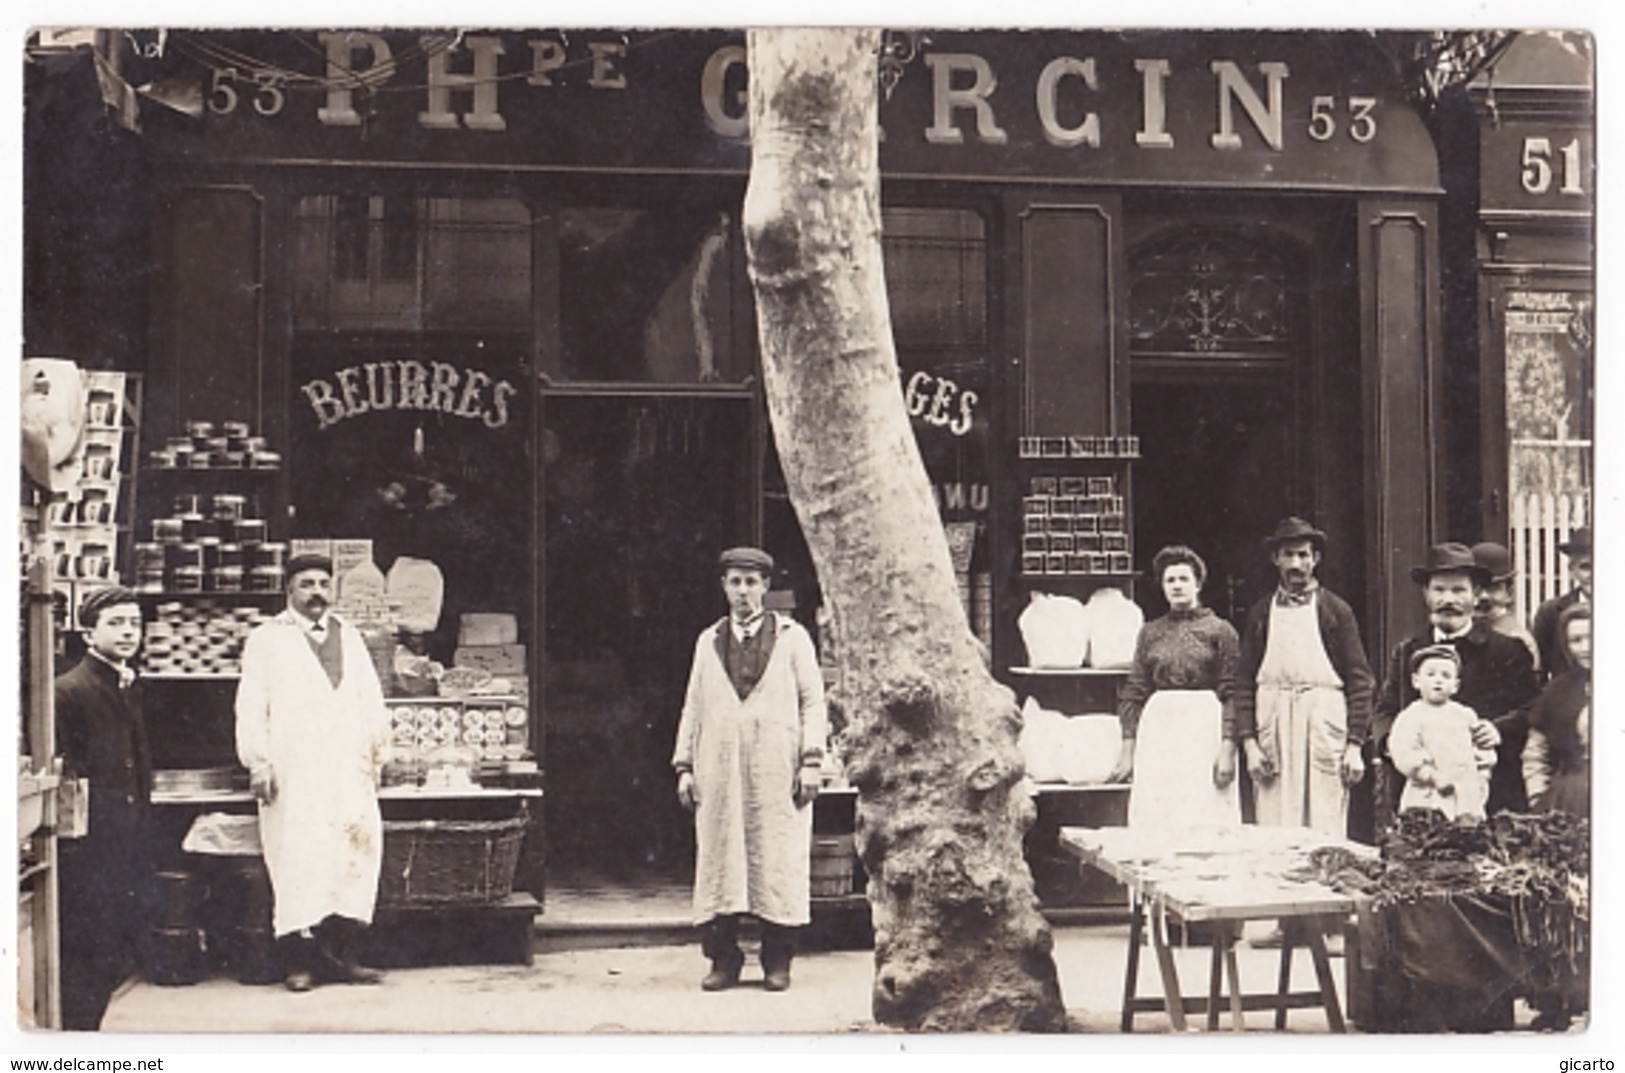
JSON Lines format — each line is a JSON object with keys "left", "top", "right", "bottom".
{"left": 1479, "top": 121, "right": 1594, "bottom": 216}
{"left": 144, "top": 29, "right": 1440, "bottom": 194}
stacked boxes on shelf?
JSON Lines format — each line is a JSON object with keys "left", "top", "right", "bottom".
{"left": 147, "top": 419, "right": 281, "bottom": 471}
{"left": 1021, "top": 472, "right": 1132, "bottom": 577}
{"left": 142, "top": 600, "right": 270, "bottom": 677}
{"left": 138, "top": 492, "right": 285, "bottom": 595}
{"left": 452, "top": 613, "right": 526, "bottom": 677}
{"left": 42, "top": 371, "right": 136, "bottom": 628}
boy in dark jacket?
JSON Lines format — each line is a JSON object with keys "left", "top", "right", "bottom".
{"left": 55, "top": 586, "right": 152, "bottom": 1030}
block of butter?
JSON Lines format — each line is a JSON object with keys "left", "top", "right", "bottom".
{"left": 459, "top": 612, "right": 518, "bottom": 647}
{"left": 453, "top": 644, "right": 526, "bottom": 675}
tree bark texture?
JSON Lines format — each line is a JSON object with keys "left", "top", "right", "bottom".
{"left": 742, "top": 29, "right": 1066, "bottom": 1032}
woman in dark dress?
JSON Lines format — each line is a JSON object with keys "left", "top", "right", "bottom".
{"left": 1107, "top": 545, "right": 1244, "bottom": 831}
{"left": 1521, "top": 601, "right": 1589, "bottom": 1032}
{"left": 1523, "top": 602, "right": 1590, "bottom": 818}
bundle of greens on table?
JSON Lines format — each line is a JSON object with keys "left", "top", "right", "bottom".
{"left": 1289, "top": 809, "right": 1588, "bottom": 967}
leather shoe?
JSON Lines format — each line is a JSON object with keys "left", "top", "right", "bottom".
{"left": 763, "top": 967, "right": 791, "bottom": 993}
{"left": 284, "top": 971, "right": 315, "bottom": 993}
{"left": 337, "top": 960, "right": 383, "bottom": 985}
{"left": 700, "top": 962, "right": 741, "bottom": 992}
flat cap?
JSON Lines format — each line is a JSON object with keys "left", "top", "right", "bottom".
{"left": 718, "top": 546, "right": 774, "bottom": 574}
{"left": 79, "top": 585, "right": 141, "bottom": 625}
{"left": 285, "top": 552, "right": 335, "bottom": 580}
{"left": 1409, "top": 643, "right": 1462, "bottom": 674}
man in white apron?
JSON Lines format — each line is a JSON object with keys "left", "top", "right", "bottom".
{"left": 1234, "top": 518, "right": 1375, "bottom": 948}
{"left": 236, "top": 553, "right": 392, "bottom": 991}
{"left": 672, "top": 546, "right": 828, "bottom": 992}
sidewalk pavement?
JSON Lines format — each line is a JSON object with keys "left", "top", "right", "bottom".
{"left": 101, "top": 923, "right": 1393, "bottom": 1036}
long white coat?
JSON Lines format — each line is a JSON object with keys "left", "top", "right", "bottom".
{"left": 672, "top": 613, "right": 827, "bottom": 927}
{"left": 235, "top": 611, "right": 391, "bottom": 936}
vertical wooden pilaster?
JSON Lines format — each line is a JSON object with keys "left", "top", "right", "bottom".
{"left": 1358, "top": 199, "right": 1444, "bottom": 661}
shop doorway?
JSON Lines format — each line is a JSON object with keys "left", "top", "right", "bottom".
{"left": 1131, "top": 377, "right": 1301, "bottom": 625}
{"left": 539, "top": 392, "right": 755, "bottom": 893}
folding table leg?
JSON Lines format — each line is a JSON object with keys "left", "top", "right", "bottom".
{"left": 1274, "top": 922, "right": 1294, "bottom": 1031}
{"left": 1149, "top": 909, "right": 1188, "bottom": 1033}
{"left": 1207, "top": 933, "right": 1224, "bottom": 1031}
{"left": 1121, "top": 898, "right": 1144, "bottom": 1034}
{"left": 1305, "top": 918, "right": 1347, "bottom": 1033}
{"left": 1224, "top": 931, "right": 1246, "bottom": 1032}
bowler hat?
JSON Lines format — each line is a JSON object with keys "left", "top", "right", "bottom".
{"left": 1470, "top": 541, "right": 1516, "bottom": 583}
{"left": 718, "top": 546, "right": 774, "bottom": 575}
{"left": 285, "top": 552, "right": 334, "bottom": 580}
{"left": 1558, "top": 527, "right": 1592, "bottom": 556}
{"left": 1409, "top": 542, "right": 1491, "bottom": 586}
{"left": 1263, "top": 516, "right": 1328, "bottom": 553}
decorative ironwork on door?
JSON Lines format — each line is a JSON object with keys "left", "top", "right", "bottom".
{"left": 1129, "top": 229, "right": 1296, "bottom": 360}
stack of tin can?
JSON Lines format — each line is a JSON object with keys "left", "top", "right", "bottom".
{"left": 146, "top": 419, "right": 282, "bottom": 471}
{"left": 142, "top": 600, "right": 270, "bottom": 677}
{"left": 136, "top": 492, "right": 285, "bottom": 594}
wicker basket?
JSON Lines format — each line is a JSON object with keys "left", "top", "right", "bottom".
{"left": 377, "top": 815, "right": 527, "bottom": 908}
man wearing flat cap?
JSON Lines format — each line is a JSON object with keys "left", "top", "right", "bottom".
{"left": 1530, "top": 526, "right": 1592, "bottom": 682}
{"left": 672, "top": 546, "right": 828, "bottom": 993}
{"left": 235, "top": 552, "right": 392, "bottom": 992}
{"left": 1234, "top": 518, "right": 1375, "bottom": 840}
{"left": 55, "top": 586, "right": 152, "bottom": 1029}
{"left": 1370, "top": 543, "right": 1538, "bottom": 832}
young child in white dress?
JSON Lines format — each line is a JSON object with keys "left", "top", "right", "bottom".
{"left": 1387, "top": 644, "right": 1499, "bottom": 820}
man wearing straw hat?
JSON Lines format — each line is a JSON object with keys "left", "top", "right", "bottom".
{"left": 235, "top": 552, "right": 392, "bottom": 992}
{"left": 1530, "top": 526, "right": 1592, "bottom": 681}
{"left": 672, "top": 546, "right": 828, "bottom": 993}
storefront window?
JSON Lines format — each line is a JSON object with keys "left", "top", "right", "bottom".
{"left": 1504, "top": 289, "right": 1593, "bottom": 615}
{"left": 293, "top": 195, "right": 531, "bottom": 333}
{"left": 550, "top": 206, "right": 748, "bottom": 384}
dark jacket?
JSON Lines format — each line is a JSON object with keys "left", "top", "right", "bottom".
{"left": 1373, "top": 624, "right": 1539, "bottom": 816}
{"left": 1233, "top": 586, "right": 1376, "bottom": 744}
{"left": 55, "top": 654, "right": 153, "bottom": 1030}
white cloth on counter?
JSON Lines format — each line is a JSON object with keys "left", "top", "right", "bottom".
{"left": 180, "top": 812, "right": 263, "bottom": 856}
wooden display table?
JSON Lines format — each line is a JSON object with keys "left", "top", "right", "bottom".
{"left": 1060, "top": 825, "right": 1372, "bottom": 1033}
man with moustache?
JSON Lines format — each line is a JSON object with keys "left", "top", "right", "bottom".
{"left": 1370, "top": 543, "right": 1539, "bottom": 830}
{"left": 55, "top": 586, "right": 152, "bottom": 1030}
{"left": 235, "top": 553, "right": 392, "bottom": 992}
{"left": 1234, "top": 518, "right": 1376, "bottom": 839}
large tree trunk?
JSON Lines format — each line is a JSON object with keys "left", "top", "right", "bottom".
{"left": 742, "top": 29, "right": 1066, "bottom": 1032}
